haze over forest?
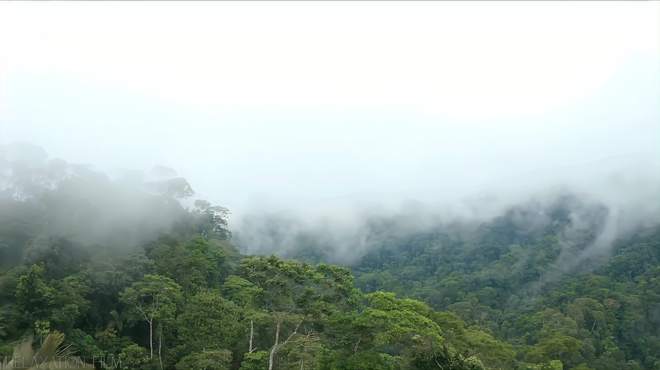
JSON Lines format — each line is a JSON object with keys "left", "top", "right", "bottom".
{"left": 2, "top": 2, "right": 659, "bottom": 262}
{"left": 0, "top": 2, "right": 659, "bottom": 370}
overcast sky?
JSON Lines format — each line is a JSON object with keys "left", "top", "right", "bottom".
{"left": 1, "top": 2, "right": 658, "bottom": 216}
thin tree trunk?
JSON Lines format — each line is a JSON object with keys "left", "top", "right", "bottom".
{"left": 148, "top": 320, "right": 154, "bottom": 359}
{"left": 269, "top": 320, "right": 302, "bottom": 370}
{"left": 249, "top": 319, "right": 255, "bottom": 353}
{"left": 268, "top": 321, "right": 281, "bottom": 370}
{"left": 158, "top": 326, "right": 163, "bottom": 370}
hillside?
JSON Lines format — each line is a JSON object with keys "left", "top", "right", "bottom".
{"left": 1, "top": 147, "right": 658, "bottom": 370}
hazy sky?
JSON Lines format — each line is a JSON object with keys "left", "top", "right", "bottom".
{"left": 1, "top": 2, "right": 658, "bottom": 215}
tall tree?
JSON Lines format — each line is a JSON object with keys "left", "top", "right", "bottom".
{"left": 119, "top": 274, "right": 182, "bottom": 367}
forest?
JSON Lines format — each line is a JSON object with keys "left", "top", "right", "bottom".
{"left": 0, "top": 145, "right": 658, "bottom": 370}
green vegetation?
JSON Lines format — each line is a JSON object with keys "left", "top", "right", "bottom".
{"left": 0, "top": 235, "right": 496, "bottom": 369}
{"left": 1, "top": 147, "right": 658, "bottom": 369}
{"left": 346, "top": 204, "right": 660, "bottom": 370}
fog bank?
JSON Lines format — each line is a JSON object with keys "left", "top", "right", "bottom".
{"left": 1, "top": 2, "right": 658, "bottom": 270}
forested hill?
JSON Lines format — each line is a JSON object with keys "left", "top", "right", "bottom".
{"left": 1, "top": 145, "right": 659, "bottom": 370}
{"left": 351, "top": 210, "right": 660, "bottom": 370}
{"left": 0, "top": 145, "right": 498, "bottom": 370}
{"left": 251, "top": 196, "right": 660, "bottom": 370}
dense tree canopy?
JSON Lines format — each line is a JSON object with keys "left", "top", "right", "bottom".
{"left": 1, "top": 147, "right": 658, "bottom": 369}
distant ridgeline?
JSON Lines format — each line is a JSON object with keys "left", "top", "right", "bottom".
{"left": 0, "top": 143, "right": 229, "bottom": 268}
{"left": 259, "top": 195, "right": 660, "bottom": 370}
{"left": 1, "top": 144, "right": 659, "bottom": 369}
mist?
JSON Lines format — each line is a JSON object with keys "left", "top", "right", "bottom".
{"left": 1, "top": 3, "right": 659, "bottom": 271}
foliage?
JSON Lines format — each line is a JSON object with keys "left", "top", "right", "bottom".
{"left": 175, "top": 349, "right": 232, "bottom": 370}
{"left": 1, "top": 166, "right": 658, "bottom": 369}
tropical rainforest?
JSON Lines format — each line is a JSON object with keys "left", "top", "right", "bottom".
{"left": 0, "top": 144, "right": 658, "bottom": 370}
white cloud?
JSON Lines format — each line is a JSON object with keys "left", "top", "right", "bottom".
{"left": 0, "top": 2, "right": 658, "bottom": 213}
{"left": 1, "top": 2, "right": 657, "bottom": 119}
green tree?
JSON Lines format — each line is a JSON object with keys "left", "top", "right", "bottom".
{"left": 146, "top": 237, "right": 225, "bottom": 293}
{"left": 175, "top": 350, "right": 232, "bottom": 370}
{"left": 176, "top": 290, "right": 241, "bottom": 352}
{"left": 238, "top": 351, "right": 269, "bottom": 370}
{"left": 222, "top": 275, "right": 265, "bottom": 353}
{"left": 119, "top": 274, "right": 182, "bottom": 368}
{"left": 15, "top": 264, "right": 55, "bottom": 325}
{"left": 118, "top": 343, "right": 150, "bottom": 370}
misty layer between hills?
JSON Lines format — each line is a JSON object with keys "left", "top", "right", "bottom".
{"left": 2, "top": 142, "right": 659, "bottom": 285}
